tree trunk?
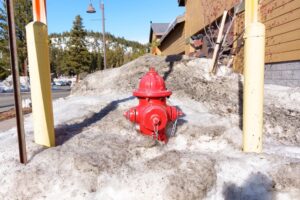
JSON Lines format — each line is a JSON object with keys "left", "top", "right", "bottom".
{"left": 76, "top": 73, "right": 80, "bottom": 83}
{"left": 23, "top": 58, "right": 28, "bottom": 77}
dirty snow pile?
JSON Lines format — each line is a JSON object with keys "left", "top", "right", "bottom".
{"left": 0, "top": 54, "right": 299, "bottom": 200}
{"left": 0, "top": 75, "right": 30, "bottom": 93}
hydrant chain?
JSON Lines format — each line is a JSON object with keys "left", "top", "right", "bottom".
{"left": 170, "top": 119, "right": 178, "bottom": 137}
{"left": 153, "top": 124, "right": 159, "bottom": 140}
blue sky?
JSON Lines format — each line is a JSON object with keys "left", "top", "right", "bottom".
{"left": 47, "top": 0, "right": 184, "bottom": 44}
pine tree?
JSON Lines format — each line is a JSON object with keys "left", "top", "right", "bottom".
{"left": 64, "top": 15, "right": 90, "bottom": 82}
{"left": 0, "top": 0, "right": 33, "bottom": 79}
{"left": 48, "top": 29, "right": 147, "bottom": 76}
{"left": 0, "top": 0, "right": 10, "bottom": 79}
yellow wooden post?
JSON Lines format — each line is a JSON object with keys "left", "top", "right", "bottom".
{"left": 26, "top": 0, "right": 55, "bottom": 147}
{"left": 243, "top": 0, "right": 265, "bottom": 153}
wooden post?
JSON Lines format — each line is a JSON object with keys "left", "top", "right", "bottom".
{"left": 26, "top": 0, "right": 55, "bottom": 147}
{"left": 211, "top": 10, "right": 228, "bottom": 74}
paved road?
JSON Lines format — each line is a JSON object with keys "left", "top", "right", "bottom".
{"left": 0, "top": 87, "right": 71, "bottom": 112}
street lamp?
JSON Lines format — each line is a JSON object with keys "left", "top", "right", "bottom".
{"left": 86, "top": 0, "right": 107, "bottom": 70}
{"left": 86, "top": 3, "right": 96, "bottom": 13}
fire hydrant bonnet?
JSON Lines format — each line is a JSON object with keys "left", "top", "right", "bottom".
{"left": 133, "top": 68, "right": 172, "bottom": 98}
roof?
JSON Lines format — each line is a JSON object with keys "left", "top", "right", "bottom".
{"left": 159, "top": 15, "right": 185, "bottom": 45}
{"left": 178, "top": 0, "right": 185, "bottom": 6}
{"left": 151, "top": 23, "right": 169, "bottom": 35}
{"left": 149, "top": 23, "right": 169, "bottom": 43}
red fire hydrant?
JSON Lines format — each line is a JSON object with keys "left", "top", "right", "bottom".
{"left": 124, "top": 68, "right": 183, "bottom": 143}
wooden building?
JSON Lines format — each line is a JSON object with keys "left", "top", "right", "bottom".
{"left": 149, "top": 23, "right": 169, "bottom": 55}
{"left": 179, "top": 0, "right": 240, "bottom": 55}
{"left": 158, "top": 15, "right": 185, "bottom": 55}
{"left": 154, "top": 0, "right": 300, "bottom": 86}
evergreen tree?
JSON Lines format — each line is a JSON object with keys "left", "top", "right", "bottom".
{"left": 48, "top": 28, "right": 146, "bottom": 76}
{"left": 89, "top": 51, "right": 103, "bottom": 72}
{"left": 49, "top": 44, "right": 67, "bottom": 77}
{"left": 0, "top": 0, "right": 33, "bottom": 79}
{"left": 64, "top": 15, "right": 90, "bottom": 81}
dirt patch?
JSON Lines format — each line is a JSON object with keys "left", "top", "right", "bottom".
{"left": 271, "top": 162, "right": 300, "bottom": 191}
{"left": 0, "top": 107, "right": 32, "bottom": 121}
{"left": 164, "top": 153, "right": 216, "bottom": 200}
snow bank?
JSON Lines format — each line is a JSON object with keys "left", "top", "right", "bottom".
{"left": 0, "top": 75, "right": 30, "bottom": 93}
{"left": 265, "top": 84, "right": 300, "bottom": 111}
{"left": 0, "top": 55, "right": 299, "bottom": 199}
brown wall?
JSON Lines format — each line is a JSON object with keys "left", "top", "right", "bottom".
{"left": 184, "top": 0, "right": 239, "bottom": 54}
{"left": 159, "top": 22, "right": 185, "bottom": 55}
{"left": 234, "top": 0, "right": 300, "bottom": 72}
{"left": 262, "top": 0, "right": 300, "bottom": 63}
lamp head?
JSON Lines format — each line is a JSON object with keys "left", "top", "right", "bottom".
{"left": 87, "top": 3, "right": 96, "bottom": 13}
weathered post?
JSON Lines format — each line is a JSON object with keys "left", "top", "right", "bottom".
{"left": 243, "top": 0, "right": 265, "bottom": 153}
{"left": 26, "top": 0, "right": 55, "bottom": 147}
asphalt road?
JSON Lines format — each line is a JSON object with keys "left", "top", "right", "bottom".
{"left": 0, "top": 87, "right": 71, "bottom": 112}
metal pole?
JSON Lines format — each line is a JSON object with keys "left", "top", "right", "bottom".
{"left": 6, "top": 0, "right": 27, "bottom": 164}
{"left": 101, "top": 1, "right": 107, "bottom": 69}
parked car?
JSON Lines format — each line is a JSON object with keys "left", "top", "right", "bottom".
{"left": 54, "top": 81, "right": 67, "bottom": 86}
{"left": 66, "top": 81, "right": 72, "bottom": 86}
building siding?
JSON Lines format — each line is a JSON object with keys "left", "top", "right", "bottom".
{"left": 234, "top": 0, "right": 300, "bottom": 72}
{"left": 159, "top": 22, "right": 185, "bottom": 55}
{"left": 262, "top": 0, "right": 300, "bottom": 63}
{"left": 185, "top": 0, "right": 239, "bottom": 37}
{"left": 156, "top": 0, "right": 299, "bottom": 86}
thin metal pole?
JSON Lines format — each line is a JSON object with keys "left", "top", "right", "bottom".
{"left": 6, "top": 0, "right": 27, "bottom": 164}
{"left": 100, "top": 1, "right": 107, "bottom": 69}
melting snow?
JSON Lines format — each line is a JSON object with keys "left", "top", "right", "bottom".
{"left": 0, "top": 55, "right": 299, "bottom": 200}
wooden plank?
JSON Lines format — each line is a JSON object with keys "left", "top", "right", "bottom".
{"left": 211, "top": 10, "right": 228, "bottom": 74}
{"left": 264, "top": 8, "right": 300, "bottom": 29}
{"left": 260, "top": 0, "right": 294, "bottom": 10}
{"left": 266, "top": 28, "right": 300, "bottom": 46}
{"left": 260, "top": 0, "right": 295, "bottom": 12}
{"left": 260, "top": 0, "right": 281, "bottom": 7}
{"left": 266, "top": 18, "right": 300, "bottom": 38}
{"left": 261, "top": 0, "right": 300, "bottom": 22}
{"left": 266, "top": 39, "right": 300, "bottom": 54}
{"left": 266, "top": 49, "right": 300, "bottom": 63}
